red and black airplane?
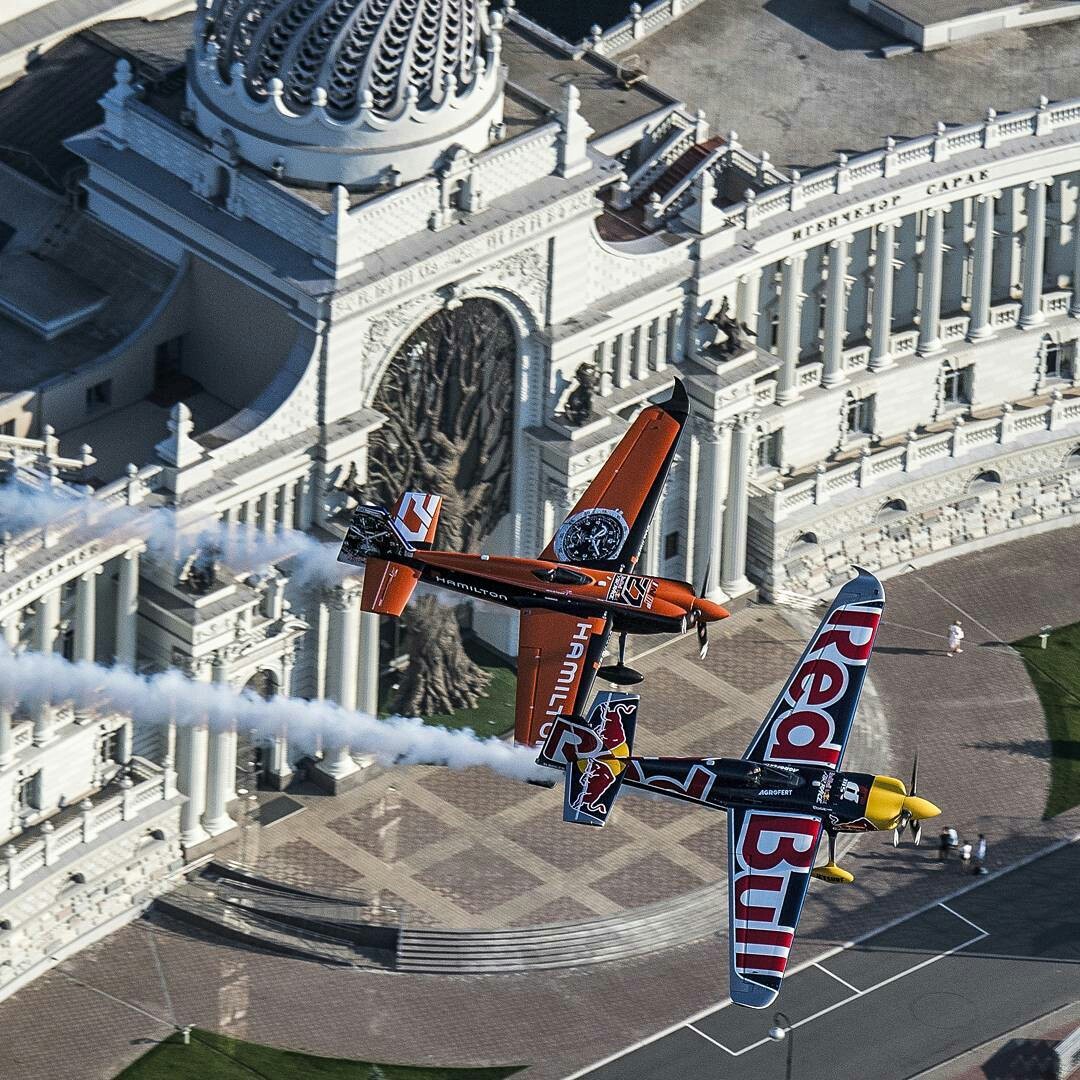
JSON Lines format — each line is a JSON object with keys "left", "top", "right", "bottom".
{"left": 536, "top": 568, "right": 941, "bottom": 1008}
{"left": 337, "top": 379, "right": 729, "bottom": 747}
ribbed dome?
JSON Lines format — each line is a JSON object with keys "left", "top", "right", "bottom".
{"left": 189, "top": 0, "right": 504, "bottom": 187}
{"left": 203, "top": 0, "right": 491, "bottom": 120}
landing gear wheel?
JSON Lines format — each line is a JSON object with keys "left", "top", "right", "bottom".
{"left": 598, "top": 664, "right": 645, "bottom": 686}
{"left": 599, "top": 632, "right": 644, "bottom": 686}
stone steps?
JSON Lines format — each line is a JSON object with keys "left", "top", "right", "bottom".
{"left": 157, "top": 860, "right": 727, "bottom": 975}
{"left": 155, "top": 869, "right": 397, "bottom": 969}
{"left": 395, "top": 882, "right": 725, "bottom": 973}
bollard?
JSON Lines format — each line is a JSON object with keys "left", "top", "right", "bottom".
{"left": 1039, "top": 625, "right": 1052, "bottom": 649}
{"left": 181, "top": 1026, "right": 191, "bottom": 1045}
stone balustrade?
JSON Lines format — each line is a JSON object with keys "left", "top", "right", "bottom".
{"left": 1, "top": 759, "right": 170, "bottom": 894}
{"left": 726, "top": 97, "right": 1080, "bottom": 232}
{"left": 768, "top": 393, "right": 1080, "bottom": 522}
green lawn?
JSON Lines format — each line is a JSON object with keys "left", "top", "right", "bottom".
{"left": 1013, "top": 622, "right": 1080, "bottom": 818}
{"left": 116, "top": 1029, "right": 522, "bottom": 1080}
{"left": 382, "top": 639, "right": 517, "bottom": 736}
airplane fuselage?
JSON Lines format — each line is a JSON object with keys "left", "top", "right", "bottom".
{"left": 394, "top": 550, "right": 728, "bottom": 636}
{"left": 618, "top": 756, "right": 892, "bottom": 833}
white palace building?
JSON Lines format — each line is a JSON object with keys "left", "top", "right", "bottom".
{"left": 0, "top": 0, "right": 1079, "bottom": 999}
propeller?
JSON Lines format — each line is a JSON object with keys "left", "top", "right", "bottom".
{"left": 696, "top": 558, "right": 712, "bottom": 660}
{"left": 909, "top": 757, "right": 923, "bottom": 846}
{"left": 894, "top": 755, "right": 940, "bottom": 845}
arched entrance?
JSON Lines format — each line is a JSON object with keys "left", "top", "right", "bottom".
{"left": 367, "top": 298, "right": 517, "bottom": 716}
{"left": 237, "top": 668, "right": 279, "bottom": 789}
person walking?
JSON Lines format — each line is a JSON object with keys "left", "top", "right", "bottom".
{"left": 947, "top": 619, "right": 965, "bottom": 657}
{"left": 959, "top": 840, "right": 973, "bottom": 874}
{"left": 974, "top": 833, "right": 988, "bottom": 875}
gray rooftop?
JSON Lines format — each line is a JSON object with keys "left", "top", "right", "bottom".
{"left": 876, "top": 0, "right": 1026, "bottom": 25}
{"left": 632, "top": 0, "right": 1080, "bottom": 171}
{"left": 0, "top": 170, "right": 173, "bottom": 394}
{"left": 502, "top": 22, "right": 677, "bottom": 139}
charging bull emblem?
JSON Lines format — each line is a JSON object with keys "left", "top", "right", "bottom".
{"left": 570, "top": 757, "right": 623, "bottom": 816}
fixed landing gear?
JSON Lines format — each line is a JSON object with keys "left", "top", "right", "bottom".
{"left": 811, "top": 829, "right": 854, "bottom": 885}
{"left": 598, "top": 632, "right": 644, "bottom": 686}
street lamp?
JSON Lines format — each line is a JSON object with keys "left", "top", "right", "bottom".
{"left": 767, "top": 1011, "right": 794, "bottom": 1080}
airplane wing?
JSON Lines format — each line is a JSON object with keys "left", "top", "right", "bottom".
{"left": 539, "top": 379, "right": 690, "bottom": 572}
{"left": 514, "top": 609, "right": 611, "bottom": 747}
{"left": 742, "top": 567, "right": 884, "bottom": 771}
{"left": 727, "top": 807, "right": 822, "bottom": 1007}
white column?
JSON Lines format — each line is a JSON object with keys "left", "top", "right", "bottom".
{"left": 0, "top": 615, "right": 19, "bottom": 769}
{"left": 1020, "top": 179, "right": 1049, "bottom": 329}
{"left": 259, "top": 489, "right": 275, "bottom": 536}
{"left": 776, "top": 254, "right": 805, "bottom": 404}
{"left": 869, "top": 221, "right": 897, "bottom": 370}
{"left": 32, "top": 588, "right": 60, "bottom": 745}
{"left": 631, "top": 325, "right": 647, "bottom": 380}
{"left": 917, "top": 207, "right": 946, "bottom": 355}
{"left": 968, "top": 193, "right": 997, "bottom": 340}
{"left": 203, "top": 655, "right": 237, "bottom": 836}
{"left": 720, "top": 414, "right": 756, "bottom": 596}
{"left": 115, "top": 548, "right": 139, "bottom": 668}
{"left": 358, "top": 611, "right": 380, "bottom": 717}
{"left": 320, "top": 582, "right": 362, "bottom": 783}
{"left": 74, "top": 568, "right": 99, "bottom": 662}
{"left": 176, "top": 720, "right": 210, "bottom": 848}
{"left": 280, "top": 481, "right": 296, "bottom": 534}
{"left": 821, "top": 238, "right": 850, "bottom": 388}
{"left": 696, "top": 420, "right": 733, "bottom": 600}
{"left": 268, "top": 652, "right": 293, "bottom": 789}
{"left": 1071, "top": 178, "right": 1080, "bottom": 317}
{"left": 654, "top": 316, "right": 669, "bottom": 372}
{"left": 297, "top": 475, "right": 315, "bottom": 529}
{"left": 737, "top": 268, "right": 762, "bottom": 341}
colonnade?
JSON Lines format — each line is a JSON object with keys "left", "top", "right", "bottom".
{"left": 222, "top": 473, "right": 315, "bottom": 534}
{"left": 765, "top": 177, "right": 1072, "bottom": 404}
{"left": 0, "top": 546, "right": 142, "bottom": 765}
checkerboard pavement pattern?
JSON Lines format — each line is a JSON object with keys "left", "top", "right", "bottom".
{"left": 1, "top": 529, "right": 1078, "bottom": 1080}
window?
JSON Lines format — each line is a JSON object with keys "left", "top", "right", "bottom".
{"left": 85, "top": 379, "right": 112, "bottom": 412}
{"left": 846, "top": 395, "right": 874, "bottom": 435}
{"left": 0, "top": 419, "right": 14, "bottom": 437}
{"left": 664, "top": 531, "right": 681, "bottom": 560}
{"left": 768, "top": 311, "right": 780, "bottom": 350}
{"left": 757, "top": 430, "right": 781, "bottom": 470}
{"left": 17, "top": 771, "right": 41, "bottom": 813}
{"left": 943, "top": 366, "right": 973, "bottom": 406}
{"left": 99, "top": 728, "right": 122, "bottom": 765}
{"left": 1046, "top": 341, "right": 1074, "bottom": 381}
{"left": 818, "top": 293, "right": 828, "bottom": 331}
{"left": 60, "top": 626, "right": 74, "bottom": 661}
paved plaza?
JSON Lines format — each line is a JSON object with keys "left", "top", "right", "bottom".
{"left": 1, "top": 528, "right": 1078, "bottom": 1080}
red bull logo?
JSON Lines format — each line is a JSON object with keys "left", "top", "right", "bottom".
{"left": 570, "top": 756, "right": 622, "bottom": 816}
{"left": 591, "top": 699, "right": 635, "bottom": 757}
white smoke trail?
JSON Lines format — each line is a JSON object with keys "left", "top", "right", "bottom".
{"left": 0, "top": 483, "right": 350, "bottom": 587}
{"left": 0, "top": 648, "right": 548, "bottom": 782}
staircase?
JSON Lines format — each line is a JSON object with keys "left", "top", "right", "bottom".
{"left": 154, "top": 861, "right": 398, "bottom": 969}
{"left": 648, "top": 135, "right": 725, "bottom": 201}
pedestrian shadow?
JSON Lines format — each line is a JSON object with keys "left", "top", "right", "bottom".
{"left": 875, "top": 645, "right": 944, "bottom": 657}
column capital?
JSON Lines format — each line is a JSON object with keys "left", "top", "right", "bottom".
{"left": 78, "top": 566, "right": 104, "bottom": 583}
{"left": 324, "top": 579, "right": 363, "bottom": 611}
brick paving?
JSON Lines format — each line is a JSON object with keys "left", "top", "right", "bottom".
{"left": 1, "top": 529, "right": 1078, "bottom": 1080}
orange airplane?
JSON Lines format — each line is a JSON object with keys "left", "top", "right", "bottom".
{"left": 337, "top": 379, "right": 730, "bottom": 746}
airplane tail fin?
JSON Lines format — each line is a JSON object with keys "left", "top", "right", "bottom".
{"left": 537, "top": 693, "right": 638, "bottom": 827}
{"left": 336, "top": 492, "right": 442, "bottom": 617}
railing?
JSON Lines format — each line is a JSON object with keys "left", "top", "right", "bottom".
{"left": 0, "top": 464, "right": 161, "bottom": 578}
{"left": 766, "top": 393, "right": 1080, "bottom": 521}
{"left": 1, "top": 761, "right": 170, "bottom": 894}
{"left": 720, "top": 96, "right": 1080, "bottom": 233}
{"left": 585, "top": 0, "right": 712, "bottom": 56}
{"left": 624, "top": 121, "right": 698, "bottom": 200}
